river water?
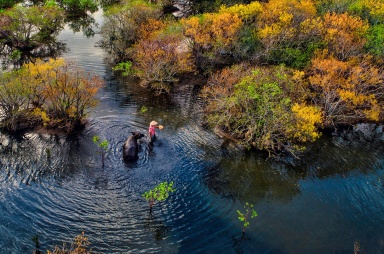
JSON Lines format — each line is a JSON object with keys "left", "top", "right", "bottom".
{"left": 1, "top": 11, "right": 384, "bottom": 254}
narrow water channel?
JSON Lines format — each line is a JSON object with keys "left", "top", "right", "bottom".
{"left": 1, "top": 11, "right": 384, "bottom": 254}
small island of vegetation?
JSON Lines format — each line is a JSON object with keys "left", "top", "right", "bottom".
{"left": 99, "top": 0, "right": 384, "bottom": 157}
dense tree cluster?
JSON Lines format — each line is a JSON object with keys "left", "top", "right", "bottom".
{"left": 2, "top": 0, "right": 383, "bottom": 154}
{"left": 100, "top": 0, "right": 384, "bottom": 155}
{"left": 97, "top": 0, "right": 384, "bottom": 155}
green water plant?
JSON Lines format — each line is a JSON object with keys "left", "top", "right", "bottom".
{"left": 93, "top": 135, "right": 109, "bottom": 167}
{"left": 237, "top": 202, "right": 257, "bottom": 236}
{"left": 143, "top": 181, "right": 175, "bottom": 214}
{"left": 112, "top": 61, "right": 135, "bottom": 77}
{"left": 140, "top": 106, "right": 148, "bottom": 114}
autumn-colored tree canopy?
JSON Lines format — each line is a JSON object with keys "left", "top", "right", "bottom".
{"left": 201, "top": 64, "right": 323, "bottom": 156}
{"left": 132, "top": 25, "right": 194, "bottom": 92}
{"left": 96, "top": 0, "right": 384, "bottom": 156}
{"left": 0, "top": 58, "right": 104, "bottom": 132}
{"left": 308, "top": 53, "right": 384, "bottom": 126}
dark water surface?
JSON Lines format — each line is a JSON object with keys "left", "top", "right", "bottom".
{"left": 1, "top": 11, "right": 384, "bottom": 254}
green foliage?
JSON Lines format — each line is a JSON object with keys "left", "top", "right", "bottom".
{"left": 203, "top": 65, "right": 307, "bottom": 156}
{"left": 0, "top": 0, "right": 22, "bottom": 10}
{"left": 45, "top": 0, "right": 58, "bottom": 7}
{"left": 348, "top": 0, "right": 384, "bottom": 25}
{"left": 143, "top": 181, "right": 175, "bottom": 202}
{"left": 140, "top": 106, "right": 148, "bottom": 113}
{"left": 365, "top": 24, "right": 384, "bottom": 56}
{"left": 93, "top": 135, "right": 109, "bottom": 167}
{"left": 46, "top": 148, "right": 51, "bottom": 158}
{"left": 60, "top": 0, "right": 98, "bottom": 13}
{"left": 113, "top": 61, "right": 135, "bottom": 77}
{"left": 266, "top": 42, "right": 323, "bottom": 69}
{"left": 143, "top": 181, "right": 175, "bottom": 213}
{"left": 0, "top": 70, "right": 34, "bottom": 131}
{"left": 237, "top": 202, "right": 257, "bottom": 234}
{"left": 314, "top": 0, "right": 356, "bottom": 15}
{"left": 93, "top": 136, "right": 109, "bottom": 152}
{"left": 233, "top": 25, "right": 262, "bottom": 60}
{"left": 0, "top": 4, "right": 65, "bottom": 66}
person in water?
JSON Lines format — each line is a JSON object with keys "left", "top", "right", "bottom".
{"left": 148, "top": 120, "right": 163, "bottom": 142}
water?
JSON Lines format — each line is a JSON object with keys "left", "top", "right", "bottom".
{"left": 2, "top": 11, "right": 384, "bottom": 254}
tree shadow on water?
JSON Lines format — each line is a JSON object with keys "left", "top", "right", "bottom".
{"left": 144, "top": 215, "right": 172, "bottom": 241}
{"left": 232, "top": 234, "right": 251, "bottom": 254}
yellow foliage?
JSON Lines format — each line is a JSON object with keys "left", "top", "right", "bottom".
{"left": 352, "top": 0, "right": 384, "bottom": 21}
{"left": 300, "top": 17, "right": 323, "bottom": 35}
{"left": 138, "top": 18, "right": 166, "bottom": 40}
{"left": 292, "top": 70, "right": 305, "bottom": 81}
{"left": 33, "top": 108, "right": 50, "bottom": 126}
{"left": 28, "top": 58, "right": 103, "bottom": 126}
{"left": 365, "top": 104, "right": 381, "bottom": 121}
{"left": 256, "top": 0, "right": 317, "bottom": 49}
{"left": 182, "top": 12, "right": 242, "bottom": 49}
{"left": 219, "top": 1, "right": 263, "bottom": 23}
{"left": 211, "top": 13, "right": 243, "bottom": 47}
{"left": 258, "top": 0, "right": 317, "bottom": 25}
{"left": 289, "top": 103, "right": 323, "bottom": 143}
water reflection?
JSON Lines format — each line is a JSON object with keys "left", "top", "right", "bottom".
{"left": 0, "top": 130, "right": 105, "bottom": 185}
{"left": 203, "top": 152, "right": 302, "bottom": 203}
{"left": 65, "top": 13, "right": 98, "bottom": 38}
{"left": 203, "top": 133, "right": 384, "bottom": 204}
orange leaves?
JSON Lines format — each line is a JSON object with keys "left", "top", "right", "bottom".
{"left": 35, "top": 59, "right": 104, "bottom": 124}
{"left": 308, "top": 54, "right": 384, "bottom": 124}
{"left": 132, "top": 32, "right": 194, "bottom": 92}
{"left": 138, "top": 18, "right": 166, "bottom": 40}
{"left": 212, "top": 13, "right": 243, "bottom": 47}
{"left": 182, "top": 16, "right": 211, "bottom": 47}
{"left": 309, "top": 55, "right": 349, "bottom": 92}
{"left": 322, "top": 12, "right": 369, "bottom": 60}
